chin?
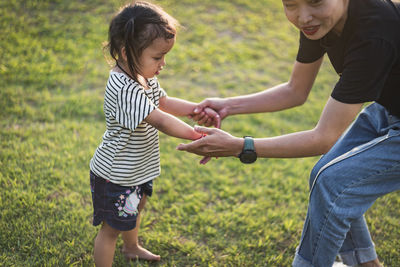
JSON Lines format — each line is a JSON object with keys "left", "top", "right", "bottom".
{"left": 304, "top": 35, "right": 320, "bottom": 40}
{"left": 303, "top": 31, "right": 327, "bottom": 40}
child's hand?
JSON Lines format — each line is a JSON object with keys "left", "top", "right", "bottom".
{"left": 190, "top": 107, "right": 221, "bottom": 164}
{"left": 197, "top": 131, "right": 221, "bottom": 165}
{"left": 198, "top": 108, "right": 220, "bottom": 164}
{"left": 189, "top": 106, "right": 221, "bottom": 128}
{"left": 199, "top": 156, "right": 212, "bottom": 165}
{"left": 190, "top": 98, "right": 228, "bottom": 127}
{"left": 204, "top": 107, "right": 221, "bottom": 128}
{"left": 198, "top": 134, "right": 212, "bottom": 165}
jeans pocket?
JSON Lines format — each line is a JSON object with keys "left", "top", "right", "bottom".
{"left": 388, "top": 125, "right": 400, "bottom": 137}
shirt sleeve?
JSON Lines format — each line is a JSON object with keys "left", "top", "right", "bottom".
{"left": 115, "top": 83, "right": 156, "bottom": 131}
{"left": 159, "top": 87, "right": 167, "bottom": 98}
{"left": 296, "top": 32, "right": 326, "bottom": 63}
{"left": 331, "top": 38, "right": 397, "bottom": 103}
{"left": 153, "top": 77, "right": 167, "bottom": 98}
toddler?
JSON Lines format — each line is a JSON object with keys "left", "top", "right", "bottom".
{"left": 89, "top": 2, "right": 219, "bottom": 266}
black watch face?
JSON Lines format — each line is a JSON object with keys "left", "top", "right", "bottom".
{"left": 240, "top": 151, "right": 257, "bottom": 164}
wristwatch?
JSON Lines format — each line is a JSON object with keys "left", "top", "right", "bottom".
{"left": 239, "top": 136, "right": 257, "bottom": 164}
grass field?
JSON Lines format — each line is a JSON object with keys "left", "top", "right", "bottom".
{"left": 1, "top": 0, "right": 400, "bottom": 266}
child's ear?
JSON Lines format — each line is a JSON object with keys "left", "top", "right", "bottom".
{"left": 121, "top": 47, "right": 128, "bottom": 61}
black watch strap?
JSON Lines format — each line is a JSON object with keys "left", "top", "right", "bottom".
{"left": 243, "top": 136, "right": 255, "bottom": 151}
{"left": 239, "top": 136, "right": 257, "bottom": 164}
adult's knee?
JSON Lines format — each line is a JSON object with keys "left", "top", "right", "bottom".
{"left": 309, "top": 165, "right": 342, "bottom": 210}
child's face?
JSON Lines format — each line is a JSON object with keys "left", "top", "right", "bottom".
{"left": 138, "top": 37, "right": 175, "bottom": 79}
{"left": 282, "top": 0, "right": 348, "bottom": 39}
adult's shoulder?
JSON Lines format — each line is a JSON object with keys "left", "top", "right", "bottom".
{"left": 349, "top": 0, "right": 400, "bottom": 43}
{"left": 351, "top": 0, "right": 400, "bottom": 23}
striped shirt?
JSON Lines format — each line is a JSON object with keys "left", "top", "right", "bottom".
{"left": 90, "top": 71, "right": 167, "bottom": 186}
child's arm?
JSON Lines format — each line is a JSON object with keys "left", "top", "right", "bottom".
{"left": 146, "top": 109, "right": 213, "bottom": 164}
{"left": 159, "top": 96, "right": 197, "bottom": 116}
{"left": 145, "top": 108, "right": 203, "bottom": 141}
{"left": 159, "top": 96, "right": 221, "bottom": 127}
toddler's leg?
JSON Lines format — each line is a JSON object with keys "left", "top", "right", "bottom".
{"left": 94, "top": 221, "right": 121, "bottom": 267}
{"left": 121, "top": 194, "right": 161, "bottom": 261}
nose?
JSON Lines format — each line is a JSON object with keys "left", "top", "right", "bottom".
{"left": 160, "top": 56, "right": 166, "bottom": 67}
{"left": 298, "top": 6, "right": 313, "bottom": 25}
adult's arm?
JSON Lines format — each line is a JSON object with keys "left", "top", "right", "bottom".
{"left": 177, "top": 97, "right": 363, "bottom": 158}
{"left": 192, "top": 58, "right": 324, "bottom": 122}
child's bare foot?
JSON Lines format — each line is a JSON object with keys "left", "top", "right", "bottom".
{"left": 122, "top": 244, "right": 161, "bottom": 261}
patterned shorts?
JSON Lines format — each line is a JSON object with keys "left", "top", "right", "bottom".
{"left": 90, "top": 171, "right": 153, "bottom": 231}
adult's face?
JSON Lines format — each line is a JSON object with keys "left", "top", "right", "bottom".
{"left": 282, "top": 0, "right": 349, "bottom": 39}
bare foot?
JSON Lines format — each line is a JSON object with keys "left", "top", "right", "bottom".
{"left": 122, "top": 244, "right": 161, "bottom": 261}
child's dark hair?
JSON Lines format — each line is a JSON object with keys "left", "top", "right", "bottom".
{"left": 106, "top": 1, "right": 178, "bottom": 84}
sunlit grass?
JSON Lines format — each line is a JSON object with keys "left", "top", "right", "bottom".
{"left": 1, "top": 0, "right": 399, "bottom": 266}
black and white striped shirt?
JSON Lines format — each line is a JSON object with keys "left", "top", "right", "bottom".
{"left": 90, "top": 72, "right": 167, "bottom": 186}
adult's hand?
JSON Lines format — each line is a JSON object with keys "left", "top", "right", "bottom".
{"left": 176, "top": 125, "right": 243, "bottom": 158}
{"left": 189, "top": 98, "right": 229, "bottom": 127}
{"left": 191, "top": 107, "right": 222, "bottom": 164}
{"left": 187, "top": 106, "right": 221, "bottom": 128}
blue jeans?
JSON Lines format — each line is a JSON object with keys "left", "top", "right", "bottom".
{"left": 292, "top": 103, "right": 400, "bottom": 267}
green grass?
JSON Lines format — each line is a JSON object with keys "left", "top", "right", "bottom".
{"left": 1, "top": 0, "right": 399, "bottom": 266}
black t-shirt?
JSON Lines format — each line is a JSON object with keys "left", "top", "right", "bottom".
{"left": 296, "top": 0, "right": 400, "bottom": 117}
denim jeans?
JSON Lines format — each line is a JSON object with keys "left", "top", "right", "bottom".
{"left": 292, "top": 103, "right": 400, "bottom": 267}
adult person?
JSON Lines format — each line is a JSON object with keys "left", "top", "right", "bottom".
{"left": 177, "top": 0, "right": 400, "bottom": 266}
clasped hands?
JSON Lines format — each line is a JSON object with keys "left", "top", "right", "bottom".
{"left": 178, "top": 98, "right": 239, "bottom": 164}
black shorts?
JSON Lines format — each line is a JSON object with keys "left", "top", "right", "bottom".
{"left": 90, "top": 171, "right": 153, "bottom": 231}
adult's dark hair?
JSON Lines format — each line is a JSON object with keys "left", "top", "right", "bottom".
{"left": 105, "top": 1, "right": 178, "bottom": 85}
